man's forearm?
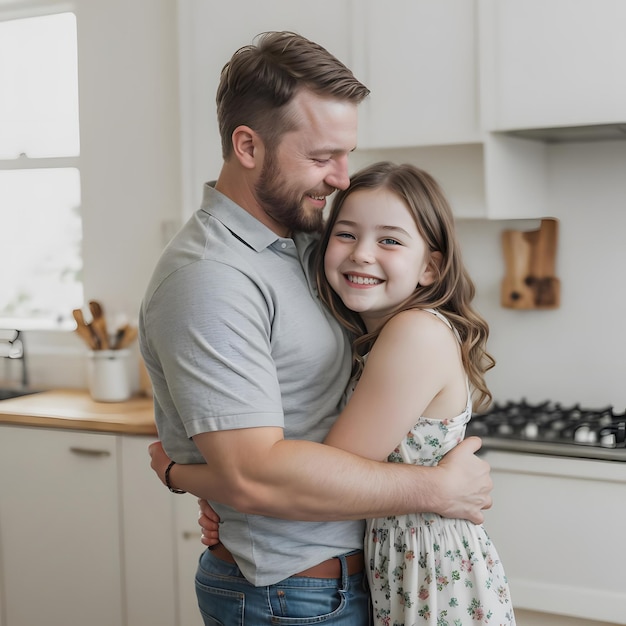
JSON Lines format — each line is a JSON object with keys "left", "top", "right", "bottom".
{"left": 169, "top": 436, "right": 445, "bottom": 521}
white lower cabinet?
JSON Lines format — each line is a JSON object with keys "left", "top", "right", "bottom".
{"left": 0, "top": 426, "right": 123, "bottom": 626}
{"left": 0, "top": 425, "right": 203, "bottom": 626}
{"left": 483, "top": 451, "right": 626, "bottom": 625}
{"left": 119, "top": 435, "right": 177, "bottom": 626}
{"left": 174, "top": 494, "right": 206, "bottom": 626}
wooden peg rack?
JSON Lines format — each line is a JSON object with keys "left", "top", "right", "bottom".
{"left": 501, "top": 218, "right": 560, "bottom": 309}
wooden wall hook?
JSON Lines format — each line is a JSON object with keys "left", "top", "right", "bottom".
{"left": 501, "top": 218, "right": 560, "bottom": 309}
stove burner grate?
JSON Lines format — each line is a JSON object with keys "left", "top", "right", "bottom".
{"left": 468, "top": 399, "right": 626, "bottom": 462}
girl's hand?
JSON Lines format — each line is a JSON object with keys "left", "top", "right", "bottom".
{"left": 198, "top": 498, "right": 221, "bottom": 547}
{"left": 148, "top": 440, "right": 172, "bottom": 486}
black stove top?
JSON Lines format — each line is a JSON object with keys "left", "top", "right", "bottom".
{"left": 467, "top": 400, "right": 626, "bottom": 462}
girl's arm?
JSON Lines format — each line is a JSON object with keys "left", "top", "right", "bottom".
{"left": 324, "top": 309, "right": 467, "bottom": 460}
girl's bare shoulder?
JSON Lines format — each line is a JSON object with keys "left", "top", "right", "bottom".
{"left": 380, "top": 308, "right": 456, "bottom": 345}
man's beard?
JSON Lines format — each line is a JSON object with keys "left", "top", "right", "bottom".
{"left": 255, "top": 150, "right": 325, "bottom": 235}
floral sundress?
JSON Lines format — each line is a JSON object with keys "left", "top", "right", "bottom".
{"left": 365, "top": 310, "right": 515, "bottom": 626}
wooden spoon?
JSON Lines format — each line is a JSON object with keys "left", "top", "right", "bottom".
{"left": 88, "top": 300, "right": 110, "bottom": 349}
{"left": 72, "top": 308, "right": 98, "bottom": 350}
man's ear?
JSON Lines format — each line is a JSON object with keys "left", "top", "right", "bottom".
{"left": 419, "top": 251, "right": 443, "bottom": 287}
{"left": 231, "top": 125, "right": 262, "bottom": 169}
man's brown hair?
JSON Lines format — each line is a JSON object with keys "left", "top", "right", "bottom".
{"left": 216, "top": 31, "right": 370, "bottom": 159}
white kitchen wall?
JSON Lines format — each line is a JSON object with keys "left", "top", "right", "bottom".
{"left": 458, "top": 139, "right": 626, "bottom": 410}
{"left": 77, "top": 0, "right": 181, "bottom": 315}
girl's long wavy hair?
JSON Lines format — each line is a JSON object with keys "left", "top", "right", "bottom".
{"left": 315, "top": 161, "right": 495, "bottom": 412}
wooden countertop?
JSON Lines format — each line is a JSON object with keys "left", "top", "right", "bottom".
{"left": 0, "top": 390, "right": 157, "bottom": 436}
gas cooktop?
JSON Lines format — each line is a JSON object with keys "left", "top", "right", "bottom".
{"left": 467, "top": 400, "right": 626, "bottom": 462}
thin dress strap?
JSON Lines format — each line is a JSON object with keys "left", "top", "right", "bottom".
{"left": 422, "top": 308, "right": 461, "bottom": 344}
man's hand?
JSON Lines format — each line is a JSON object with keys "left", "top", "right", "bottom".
{"left": 436, "top": 436, "right": 492, "bottom": 524}
{"left": 198, "top": 498, "right": 221, "bottom": 547}
{"left": 148, "top": 440, "right": 172, "bottom": 487}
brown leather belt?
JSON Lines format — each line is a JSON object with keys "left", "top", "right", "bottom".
{"left": 209, "top": 543, "right": 364, "bottom": 579}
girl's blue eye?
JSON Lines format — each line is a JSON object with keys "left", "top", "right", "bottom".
{"left": 336, "top": 232, "right": 355, "bottom": 240}
{"left": 381, "top": 238, "right": 401, "bottom": 246}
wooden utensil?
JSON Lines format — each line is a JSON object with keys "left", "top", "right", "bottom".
{"left": 72, "top": 308, "right": 98, "bottom": 349}
{"left": 111, "top": 324, "right": 128, "bottom": 350}
{"left": 88, "top": 300, "right": 110, "bottom": 349}
{"left": 115, "top": 325, "right": 138, "bottom": 350}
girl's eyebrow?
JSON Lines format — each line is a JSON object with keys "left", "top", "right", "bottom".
{"left": 334, "top": 219, "right": 413, "bottom": 238}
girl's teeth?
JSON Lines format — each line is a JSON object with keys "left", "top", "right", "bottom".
{"left": 347, "top": 275, "right": 380, "bottom": 285}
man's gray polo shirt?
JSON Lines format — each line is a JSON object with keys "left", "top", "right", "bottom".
{"left": 140, "top": 184, "right": 364, "bottom": 585}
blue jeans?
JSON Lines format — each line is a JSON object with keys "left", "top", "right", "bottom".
{"left": 195, "top": 548, "right": 372, "bottom": 625}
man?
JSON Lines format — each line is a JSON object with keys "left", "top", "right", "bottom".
{"left": 140, "top": 31, "right": 492, "bottom": 625}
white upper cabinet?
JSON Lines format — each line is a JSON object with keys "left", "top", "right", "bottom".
{"left": 481, "top": 0, "right": 626, "bottom": 132}
{"left": 177, "top": 0, "right": 624, "bottom": 220}
{"left": 354, "top": 0, "right": 481, "bottom": 149}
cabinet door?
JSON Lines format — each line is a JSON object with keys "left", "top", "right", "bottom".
{"left": 174, "top": 494, "right": 206, "bottom": 626}
{"left": 120, "top": 436, "right": 177, "bottom": 626}
{"left": 0, "top": 426, "right": 122, "bottom": 626}
{"left": 484, "top": 0, "right": 626, "bottom": 130}
{"left": 483, "top": 451, "right": 626, "bottom": 624}
{"left": 354, "top": 0, "right": 481, "bottom": 149}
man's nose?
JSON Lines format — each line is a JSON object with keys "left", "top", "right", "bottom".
{"left": 326, "top": 155, "right": 351, "bottom": 190}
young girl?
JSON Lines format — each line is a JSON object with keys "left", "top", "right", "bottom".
{"left": 152, "top": 162, "right": 515, "bottom": 625}
{"left": 315, "top": 161, "right": 514, "bottom": 625}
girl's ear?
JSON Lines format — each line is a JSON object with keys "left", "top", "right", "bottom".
{"left": 419, "top": 251, "right": 443, "bottom": 287}
{"left": 231, "top": 125, "right": 262, "bottom": 169}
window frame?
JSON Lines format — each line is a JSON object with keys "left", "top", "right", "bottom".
{"left": 0, "top": 3, "right": 82, "bottom": 330}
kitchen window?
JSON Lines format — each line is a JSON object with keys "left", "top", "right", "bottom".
{"left": 0, "top": 11, "right": 82, "bottom": 329}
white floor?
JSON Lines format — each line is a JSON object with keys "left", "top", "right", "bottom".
{"left": 516, "top": 610, "right": 619, "bottom": 626}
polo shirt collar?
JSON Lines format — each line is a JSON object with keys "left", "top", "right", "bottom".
{"left": 200, "top": 182, "right": 287, "bottom": 252}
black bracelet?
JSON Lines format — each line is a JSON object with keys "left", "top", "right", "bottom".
{"left": 165, "top": 460, "right": 186, "bottom": 494}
